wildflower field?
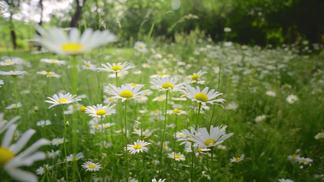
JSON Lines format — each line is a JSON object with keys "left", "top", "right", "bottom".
{"left": 1, "top": 36, "right": 324, "bottom": 181}
{"left": 0, "top": 0, "right": 324, "bottom": 182}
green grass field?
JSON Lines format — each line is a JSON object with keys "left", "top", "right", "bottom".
{"left": 0, "top": 40, "right": 323, "bottom": 182}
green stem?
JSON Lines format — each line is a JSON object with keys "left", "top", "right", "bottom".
{"left": 124, "top": 100, "right": 129, "bottom": 182}
{"left": 61, "top": 108, "right": 69, "bottom": 181}
{"left": 209, "top": 105, "right": 215, "bottom": 128}
{"left": 159, "top": 90, "right": 169, "bottom": 173}
{"left": 173, "top": 115, "right": 178, "bottom": 150}
{"left": 70, "top": 56, "right": 78, "bottom": 182}
{"left": 115, "top": 72, "right": 118, "bottom": 86}
{"left": 196, "top": 102, "right": 202, "bottom": 127}
{"left": 210, "top": 148, "right": 214, "bottom": 181}
{"left": 190, "top": 144, "right": 195, "bottom": 181}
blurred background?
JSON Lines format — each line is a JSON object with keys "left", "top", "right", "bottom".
{"left": 0, "top": 0, "right": 323, "bottom": 50}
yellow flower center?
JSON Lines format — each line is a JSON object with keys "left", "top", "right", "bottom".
{"left": 0, "top": 147, "right": 15, "bottom": 165}
{"left": 4, "top": 60, "right": 15, "bottom": 65}
{"left": 162, "top": 82, "right": 174, "bottom": 89}
{"left": 79, "top": 105, "right": 87, "bottom": 112}
{"left": 58, "top": 98, "right": 69, "bottom": 104}
{"left": 133, "top": 144, "right": 143, "bottom": 150}
{"left": 46, "top": 72, "right": 54, "bottom": 77}
{"left": 172, "top": 108, "right": 181, "bottom": 114}
{"left": 87, "top": 163, "right": 97, "bottom": 169}
{"left": 96, "top": 109, "right": 107, "bottom": 116}
{"left": 119, "top": 90, "right": 134, "bottom": 98}
{"left": 94, "top": 124, "right": 101, "bottom": 129}
{"left": 174, "top": 154, "right": 182, "bottom": 160}
{"left": 111, "top": 65, "right": 123, "bottom": 72}
{"left": 194, "top": 92, "right": 208, "bottom": 102}
{"left": 191, "top": 73, "right": 200, "bottom": 81}
{"left": 204, "top": 138, "right": 216, "bottom": 147}
{"left": 61, "top": 43, "right": 83, "bottom": 54}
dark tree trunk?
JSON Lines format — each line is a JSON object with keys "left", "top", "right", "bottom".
{"left": 36, "top": 0, "right": 44, "bottom": 50}
{"left": 9, "top": 13, "right": 17, "bottom": 49}
{"left": 70, "top": 0, "right": 86, "bottom": 27}
{"left": 38, "top": 0, "right": 43, "bottom": 26}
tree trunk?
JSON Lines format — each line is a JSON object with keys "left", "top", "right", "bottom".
{"left": 36, "top": 0, "right": 44, "bottom": 50}
{"left": 9, "top": 12, "right": 17, "bottom": 49}
{"left": 70, "top": 0, "right": 86, "bottom": 27}
{"left": 38, "top": 0, "right": 43, "bottom": 26}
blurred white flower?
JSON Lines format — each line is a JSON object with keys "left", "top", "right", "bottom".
{"left": 34, "top": 27, "right": 117, "bottom": 55}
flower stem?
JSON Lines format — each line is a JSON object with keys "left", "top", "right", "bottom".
{"left": 159, "top": 90, "right": 169, "bottom": 173}
{"left": 196, "top": 102, "right": 202, "bottom": 126}
{"left": 173, "top": 115, "right": 178, "bottom": 149}
{"left": 209, "top": 105, "right": 215, "bottom": 128}
{"left": 190, "top": 144, "right": 195, "bottom": 181}
{"left": 115, "top": 72, "right": 118, "bottom": 86}
{"left": 70, "top": 55, "right": 78, "bottom": 181}
{"left": 124, "top": 100, "right": 129, "bottom": 182}
{"left": 61, "top": 108, "right": 69, "bottom": 182}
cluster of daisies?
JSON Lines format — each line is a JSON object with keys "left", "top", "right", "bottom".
{"left": 0, "top": 26, "right": 321, "bottom": 182}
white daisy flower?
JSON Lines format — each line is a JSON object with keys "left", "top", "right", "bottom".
{"left": 191, "top": 125, "right": 233, "bottom": 148}
{"left": 255, "top": 115, "right": 266, "bottom": 123}
{"left": 66, "top": 152, "right": 84, "bottom": 162}
{"left": 40, "top": 58, "right": 66, "bottom": 65}
{"left": 5, "top": 102, "right": 22, "bottom": 110}
{"left": 230, "top": 154, "right": 245, "bottom": 163}
{"left": 36, "top": 120, "right": 52, "bottom": 127}
{"left": 167, "top": 108, "right": 187, "bottom": 116}
{"left": 85, "top": 104, "right": 115, "bottom": 119}
{"left": 286, "top": 94, "right": 298, "bottom": 104}
{"left": 278, "top": 178, "right": 294, "bottom": 182}
{"left": 81, "top": 61, "right": 97, "bottom": 71}
{"left": 34, "top": 27, "right": 117, "bottom": 55}
{"left": 224, "top": 102, "right": 238, "bottom": 110}
{"left": 132, "top": 128, "right": 154, "bottom": 138}
{"left": 134, "top": 41, "right": 148, "bottom": 53}
{"left": 36, "top": 165, "right": 52, "bottom": 176}
{"left": 0, "top": 124, "right": 50, "bottom": 182}
{"left": 315, "top": 131, "right": 324, "bottom": 140}
{"left": 99, "top": 62, "right": 133, "bottom": 75}
{"left": 224, "top": 27, "right": 232, "bottom": 33}
{"left": 265, "top": 90, "right": 276, "bottom": 97}
{"left": 0, "top": 70, "right": 26, "bottom": 76}
{"left": 37, "top": 71, "right": 61, "bottom": 78}
{"left": 0, "top": 80, "right": 4, "bottom": 87}
{"left": 190, "top": 70, "right": 206, "bottom": 84}
{"left": 89, "top": 119, "right": 114, "bottom": 134}
{"left": 168, "top": 152, "right": 185, "bottom": 161}
{"left": 151, "top": 76, "right": 183, "bottom": 91}
{"left": 0, "top": 56, "right": 30, "bottom": 69}
{"left": 82, "top": 161, "right": 101, "bottom": 172}
{"left": 47, "top": 150, "right": 61, "bottom": 159}
{"left": 183, "top": 85, "right": 224, "bottom": 105}
{"left": 151, "top": 178, "right": 166, "bottom": 182}
{"left": 127, "top": 140, "right": 150, "bottom": 154}
{"left": 50, "top": 138, "right": 65, "bottom": 146}
{"left": 46, "top": 92, "right": 81, "bottom": 109}
{"left": 104, "top": 84, "right": 147, "bottom": 102}
{"left": 36, "top": 166, "right": 45, "bottom": 176}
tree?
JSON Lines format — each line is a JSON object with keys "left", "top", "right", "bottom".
{"left": 3, "top": 0, "right": 20, "bottom": 49}
{"left": 70, "top": 0, "right": 87, "bottom": 27}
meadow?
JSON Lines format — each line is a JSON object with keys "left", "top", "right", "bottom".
{"left": 0, "top": 28, "right": 323, "bottom": 182}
